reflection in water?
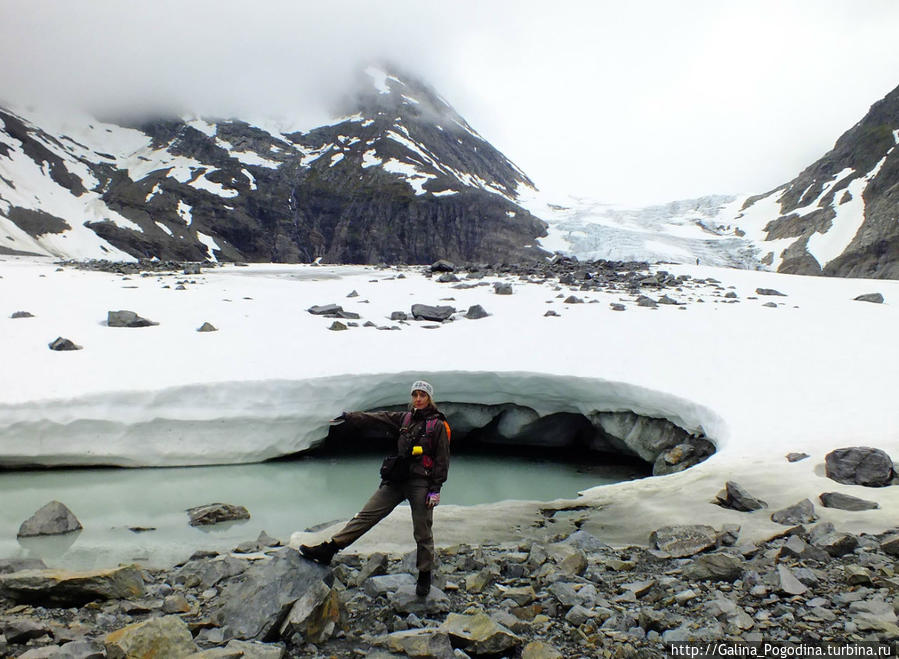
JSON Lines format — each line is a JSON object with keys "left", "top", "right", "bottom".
{"left": 0, "top": 454, "right": 643, "bottom": 570}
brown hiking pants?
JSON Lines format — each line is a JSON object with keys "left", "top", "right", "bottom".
{"left": 331, "top": 479, "right": 435, "bottom": 571}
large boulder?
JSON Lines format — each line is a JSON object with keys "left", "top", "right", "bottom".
{"left": 0, "top": 565, "right": 144, "bottom": 605}
{"left": 825, "top": 447, "right": 895, "bottom": 487}
{"left": 213, "top": 548, "right": 331, "bottom": 641}
{"left": 649, "top": 525, "right": 718, "bottom": 558}
{"left": 105, "top": 616, "right": 197, "bottom": 659}
{"left": 17, "top": 501, "right": 82, "bottom": 537}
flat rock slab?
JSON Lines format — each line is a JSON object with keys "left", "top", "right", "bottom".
{"left": 387, "top": 629, "right": 454, "bottom": 659}
{"left": 439, "top": 611, "right": 521, "bottom": 655}
{"left": 387, "top": 584, "right": 451, "bottom": 615}
{"left": 187, "top": 503, "right": 250, "bottom": 527}
{"left": 411, "top": 304, "right": 455, "bottom": 321}
{"left": 770, "top": 499, "right": 818, "bottom": 525}
{"left": 0, "top": 565, "right": 145, "bottom": 605}
{"left": 649, "top": 525, "right": 718, "bottom": 557}
{"left": 18, "top": 500, "right": 83, "bottom": 537}
{"left": 819, "top": 492, "right": 880, "bottom": 511}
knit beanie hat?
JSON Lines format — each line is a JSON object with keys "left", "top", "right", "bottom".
{"left": 410, "top": 380, "right": 434, "bottom": 398}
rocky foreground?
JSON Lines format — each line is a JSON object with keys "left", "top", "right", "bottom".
{"left": 2, "top": 516, "right": 899, "bottom": 659}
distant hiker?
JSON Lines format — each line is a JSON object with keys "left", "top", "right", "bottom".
{"left": 696, "top": 258, "right": 700, "bottom": 265}
{"left": 301, "top": 380, "right": 451, "bottom": 597}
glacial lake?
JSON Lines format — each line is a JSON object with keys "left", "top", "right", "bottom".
{"left": 1, "top": 454, "right": 645, "bottom": 570}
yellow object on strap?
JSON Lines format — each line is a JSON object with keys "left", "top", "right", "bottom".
{"left": 412, "top": 445, "right": 423, "bottom": 456}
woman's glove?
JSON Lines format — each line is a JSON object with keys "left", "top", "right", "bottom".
{"left": 426, "top": 492, "right": 440, "bottom": 508}
{"left": 329, "top": 411, "right": 349, "bottom": 424}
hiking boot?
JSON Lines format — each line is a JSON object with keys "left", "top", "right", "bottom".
{"left": 415, "top": 570, "right": 431, "bottom": 597}
{"left": 300, "top": 540, "right": 337, "bottom": 565}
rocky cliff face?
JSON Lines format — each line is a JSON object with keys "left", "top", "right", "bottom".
{"left": 0, "top": 65, "right": 548, "bottom": 264}
{"left": 735, "top": 84, "right": 899, "bottom": 279}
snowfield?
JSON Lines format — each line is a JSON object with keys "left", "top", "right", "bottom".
{"left": 1, "top": 256, "right": 897, "bottom": 552}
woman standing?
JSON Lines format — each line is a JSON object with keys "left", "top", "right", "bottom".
{"left": 301, "top": 380, "right": 450, "bottom": 597}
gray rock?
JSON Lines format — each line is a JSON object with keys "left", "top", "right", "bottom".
{"left": 636, "top": 295, "right": 658, "bottom": 308}
{"left": 104, "top": 615, "right": 197, "bottom": 658}
{"left": 107, "top": 310, "right": 158, "bottom": 327}
{"left": 439, "top": 612, "right": 521, "bottom": 655}
{"left": 175, "top": 555, "right": 247, "bottom": 589}
{"left": 0, "top": 558, "right": 47, "bottom": 575}
{"left": 563, "top": 295, "right": 583, "bottom": 304}
{"left": 565, "top": 605, "right": 593, "bottom": 626}
{"left": 658, "top": 295, "right": 680, "bottom": 305}
{"left": 544, "top": 310, "right": 559, "bottom": 317}
{"left": 278, "top": 580, "right": 340, "bottom": 644}
{"left": 762, "top": 302, "right": 778, "bottom": 308}
{"left": 1, "top": 617, "right": 51, "bottom": 643}
{"left": 819, "top": 492, "right": 880, "bottom": 511}
{"left": 683, "top": 553, "right": 743, "bottom": 582}
{"left": 853, "top": 293, "right": 884, "bottom": 304}
{"left": 430, "top": 260, "right": 455, "bottom": 272}
{"left": 411, "top": 304, "right": 455, "bottom": 321}
{"left": 521, "top": 640, "right": 564, "bottom": 659}
{"left": 649, "top": 525, "right": 718, "bottom": 557}
{"left": 387, "top": 584, "right": 450, "bottom": 615}
{"left": 493, "top": 283, "right": 513, "bottom": 295}
{"left": 610, "top": 303, "right": 626, "bottom": 311}
{"left": 390, "top": 311, "right": 408, "bottom": 321}
{"left": 186, "top": 503, "right": 250, "bottom": 527}
{"left": 11, "top": 311, "right": 34, "bottom": 318}
{"left": 224, "top": 640, "right": 286, "bottom": 659}
{"left": 18, "top": 501, "right": 83, "bottom": 537}
{"left": 770, "top": 499, "right": 817, "bottom": 525}
{"left": 386, "top": 629, "right": 454, "bottom": 659}
{"left": 197, "top": 322, "right": 217, "bottom": 332}
{"left": 52, "top": 639, "right": 105, "bottom": 658}
{"left": 776, "top": 565, "right": 807, "bottom": 595}
{"left": 715, "top": 481, "right": 767, "bottom": 512}
{"left": 307, "top": 304, "right": 342, "bottom": 315}
{"left": 352, "top": 552, "right": 388, "bottom": 586}
{"left": 562, "top": 530, "right": 611, "bottom": 553}
{"left": 183, "top": 263, "right": 202, "bottom": 275}
{"left": 786, "top": 452, "right": 810, "bottom": 462}
{"left": 437, "top": 273, "right": 459, "bottom": 283}
{"left": 756, "top": 288, "right": 786, "bottom": 296}
{"left": 880, "top": 534, "right": 899, "bottom": 556}
{"left": 363, "top": 573, "right": 416, "bottom": 598}
{"left": 213, "top": 548, "right": 331, "bottom": 641}
{"left": 48, "top": 337, "right": 82, "bottom": 351}
{"left": 464, "top": 304, "right": 488, "bottom": 319}
{"left": 328, "top": 321, "right": 348, "bottom": 331}
{"left": 825, "top": 446, "right": 895, "bottom": 487}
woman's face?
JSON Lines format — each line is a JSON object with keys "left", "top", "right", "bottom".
{"left": 411, "top": 390, "right": 431, "bottom": 410}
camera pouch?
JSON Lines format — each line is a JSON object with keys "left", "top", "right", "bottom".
{"left": 380, "top": 454, "right": 409, "bottom": 481}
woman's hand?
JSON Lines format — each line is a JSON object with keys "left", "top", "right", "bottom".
{"left": 426, "top": 492, "right": 440, "bottom": 508}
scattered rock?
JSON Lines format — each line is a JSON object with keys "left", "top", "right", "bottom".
{"left": 563, "top": 295, "right": 583, "bottom": 304}
{"left": 684, "top": 552, "right": 743, "bottom": 581}
{"left": 197, "top": 322, "right": 217, "bottom": 332}
{"left": 786, "top": 452, "right": 809, "bottom": 462}
{"left": 328, "top": 321, "right": 348, "bottom": 331}
{"left": 825, "top": 446, "right": 895, "bottom": 487}
{"left": 11, "top": 311, "right": 34, "bottom": 318}
{"left": 278, "top": 580, "right": 341, "bottom": 644}
{"left": 0, "top": 558, "right": 47, "bottom": 575}
{"left": 389, "top": 311, "right": 408, "bottom": 321}
{"left": 18, "top": 501, "right": 83, "bottom": 537}
{"left": 387, "top": 628, "right": 454, "bottom": 658}
{"left": 186, "top": 503, "right": 250, "bottom": 527}
{"left": 183, "top": 263, "right": 202, "bottom": 275}
{"left": 776, "top": 565, "right": 808, "bottom": 595}
{"left": 636, "top": 295, "right": 658, "bottom": 308}
{"left": 649, "top": 525, "right": 718, "bottom": 557}
{"left": 429, "top": 260, "right": 455, "bottom": 272}
{"left": 521, "top": 640, "right": 564, "bottom": 659}
{"left": 439, "top": 611, "right": 521, "bottom": 655}
{"left": 770, "top": 499, "right": 817, "bottom": 525}
{"left": 465, "top": 304, "right": 488, "bottom": 319}
{"left": 762, "top": 302, "right": 778, "bottom": 308}
{"left": 107, "top": 310, "right": 158, "bottom": 327}
{"left": 819, "top": 492, "right": 880, "bottom": 511}
{"left": 756, "top": 288, "right": 786, "bottom": 296}
{"left": 104, "top": 615, "right": 197, "bottom": 659}
{"left": 48, "top": 337, "right": 82, "bottom": 351}
{"left": 715, "top": 481, "right": 767, "bottom": 512}
{"left": 493, "top": 283, "right": 513, "bottom": 295}
{"left": 544, "top": 310, "right": 559, "bottom": 317}
{"left": 410, "top": 304, "right": 455, "bottom": 321}
{"left": 346, "top": 289, "right": 359, "bottom": 297}
{"left": 610, "top": 303, "right": 626, "bottom": 311}
{"left": 437, "top": 273, "right": 459, "bottom": 283}
{"left": 853, "top": 293, "right": 884, "bottom": 303}
{"left": 387, "top": 584, "right": 451, "bottom": 615}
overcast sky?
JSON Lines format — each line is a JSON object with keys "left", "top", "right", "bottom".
{"left": 2, "top": 0, "right": 898, "bottom": 205}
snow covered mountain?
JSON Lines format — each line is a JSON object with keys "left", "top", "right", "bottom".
{"left": 0, "top": 65, "right": 547, "bottom": 264}
{"left": 732, "top": 83, "right": 899, "bottom": 279}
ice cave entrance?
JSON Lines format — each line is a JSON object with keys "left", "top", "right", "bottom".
{"left": 312, "top": 401, "right": 716, "bottom": 478}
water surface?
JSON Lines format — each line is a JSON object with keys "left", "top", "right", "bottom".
{"left": 1, "top": 454, "right": 642, "bottom": 570}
